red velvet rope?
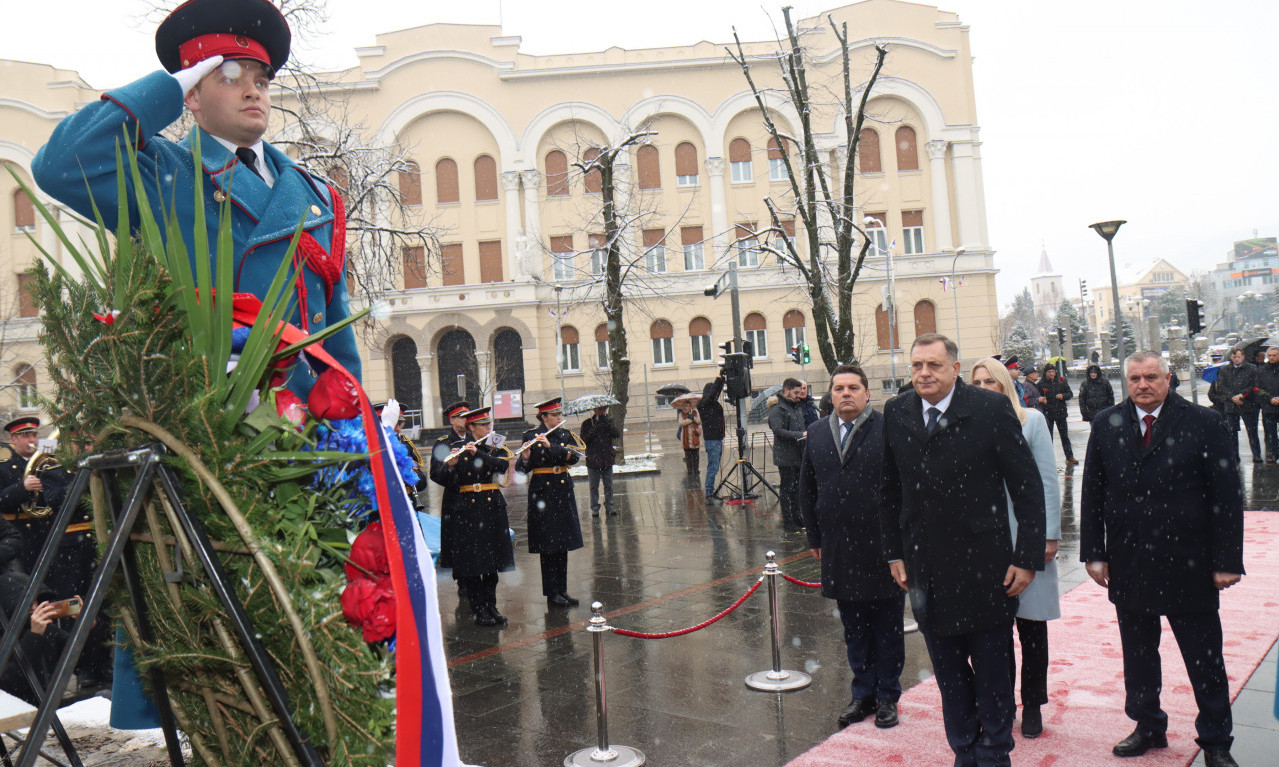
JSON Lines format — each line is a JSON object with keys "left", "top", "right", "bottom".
{"left": 612, "top": 577, "right": 765, "bottom": 639}
{"left": 781, "top": 572, "right": 821, "bottom": 589}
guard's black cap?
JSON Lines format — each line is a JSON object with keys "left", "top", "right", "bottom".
{"left": 4, "top": 417, "right": 39, "bottom": 435}
{"left": 156, "top": 0, "right": 291, "bottom": 77}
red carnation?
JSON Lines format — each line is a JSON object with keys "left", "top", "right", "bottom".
{"left": 340, "top": 578, "right": 397, "bottom": 643}
{"left": 307, "top": 369, "right": 361, "bottom": 420}
{"left": 344, "top": 522, "right": 390, "bottom": 582}
{"left": 274, "top": 389, "right": 307, "bottom": 428}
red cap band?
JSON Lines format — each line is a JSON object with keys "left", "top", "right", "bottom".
{"left": 179, "top": 33, "right": 270, "bottom": 70}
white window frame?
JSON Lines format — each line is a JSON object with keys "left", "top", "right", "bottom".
{"left": 590, "top": 247, "right": 606, "bottom": 276}
{"left": 690, "top": 334, "right": 713, "bottom": 363}
{"left": 676, "top": 174, "right": 699, "bottom": 187}
{"left": 769, "top": 158, "right": 787, "bottom": 182}
{"left": 746, "top": 328, "right": 767, "bottom": 359}
{"left": 784, "top": 326, "right": 807, "bottom": 352}
{"left": 552, "top": 253, "right": 574, "bottom": 280}
{"left": 560, "top": 342, "right": 580, "bottom": 372}
{"left": 645, "top": 244, "right": 667, "bottom": 273}
{"left": 868, "top": 228, "right": 888, "bottom": 255}
{"left": 737, "top": 237, "right": 760, "bottom": 267}
{"left": 652, "top": 337, "right": 675, "bottom": 366}
{"left": 903, "top": 226, "right": 924, "bottom": 255}
{"left": 683, "top": 242, "right": 705, "bottom": 271}
{"left": 596, "top": 339, "right": 611, "bottom": 369}
{"left": 730, "top": 160, "right": 752, "bottom": 183}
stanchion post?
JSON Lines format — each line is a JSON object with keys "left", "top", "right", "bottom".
{"left": 744, "top": 551, "right": 812, "bottom": 692}
{"left": 565, "top": 602, "right": 645, "bottom": 767}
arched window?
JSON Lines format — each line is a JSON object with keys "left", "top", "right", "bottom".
{"left": 895, "top": 126, "right": 919, "bottom": 171}
{"left": 876, "top": 304, "right": 900, "bottom": 350}
{"left": 650, "top": 319, "right": 674, "bottom": 365}
{"left": 434, "top": 158, "right": 458, "bottom": 204}
{"left": 636, "top": 144, "right": 661, "bottom": 189}
{"left": 767, "top": 138, "right": 788, "bottom": 181}
{"left": 689, "top": 317, "right": 713, "bottom": 363}
{"left": 12, "top": 189, "right": 35, "bottom": 231}
{"left": 493, "top": 328, "right": 526, "bottom": 391}
{"left": 14, "top": 364, "right": 37, "bottom": 409}
{"left": 582, "top": 147, "right": 602, "bottom": 194}
{"left": 474, "top": 154, "right": 498, "bottom": 201}
{"left": 399, "top": 160, "right": 422, "bottom": 205}
{"left": 914, "top": 300, "right": 937, "bottom": 336}
{"left": 858, "top": 128, "right": 882, "bottom": 173}
{"left": 595, "top": 323, "right": 611, "bottom": 369}
{"left": 729, "top": 138, "right": 752, "bottom": 183}
{"left": 390, "top": 337, "right": 422, "bottom": 412}
{"left": 674, "top": 142, "right": 699, "bottom": 187}
{"left": 560, "top": 325, "right": 580, "bottom": 372}
{"left": 545, "top": 150, "right": 570, "bottom": 196}
{"left": 744, "top": 312, "right": 768, "bottom": 358}
{"left": 783, "top": 309, "right": 806, "bottom": 352}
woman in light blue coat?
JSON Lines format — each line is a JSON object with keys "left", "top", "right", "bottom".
{"left": 971, "top": 358, "right": 1061, "bottom": 740}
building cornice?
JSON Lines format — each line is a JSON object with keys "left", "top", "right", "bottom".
{"left": 0, "top": 98, "right": 70, "bottom": 122}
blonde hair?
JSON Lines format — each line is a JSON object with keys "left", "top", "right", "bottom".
{"left": 971, "top": 356, "right": 1027, "bottom": 424}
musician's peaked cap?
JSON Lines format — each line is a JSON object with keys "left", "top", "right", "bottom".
{"left": 156, "top": 0, "right": 291, "bottom": 76}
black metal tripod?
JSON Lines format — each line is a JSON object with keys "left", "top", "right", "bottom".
{"left": 713, "top": 401, "right": 776, "bottom": 505}
{"left": 0, "top": 445, "right": 324, "bottom": 767}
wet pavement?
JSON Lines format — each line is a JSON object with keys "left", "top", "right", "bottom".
{"left": 441, "top": 403, "right": 1279, "bottom": 767}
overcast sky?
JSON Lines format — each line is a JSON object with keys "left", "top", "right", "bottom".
{"left": 5, "top": 0, "right": 1277, "bottom": 309}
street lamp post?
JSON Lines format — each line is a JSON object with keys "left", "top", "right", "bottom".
{"left": 554, "top": 284, "right": 566, "bottom": 404}
{"left": 1090, "top": 220, "right": 1127, "bottom": 362}
{"left": 950, "top": 246, "right": 968, "bottom": 362}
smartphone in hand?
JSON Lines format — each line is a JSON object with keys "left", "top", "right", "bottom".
{"left": 47, "top": 597, "right": 82, "bottom": 619}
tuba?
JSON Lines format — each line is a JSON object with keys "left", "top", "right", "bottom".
{"left": 21, "top": 430, "right": 61, "bottom": 518}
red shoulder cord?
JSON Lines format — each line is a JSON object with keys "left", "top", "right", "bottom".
{"left": 291, "top": 184, "right": 347, "bottom": 332}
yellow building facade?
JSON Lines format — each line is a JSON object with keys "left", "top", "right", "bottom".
{"left": 1, "top": 0, "right": 1001, "bottom": 427}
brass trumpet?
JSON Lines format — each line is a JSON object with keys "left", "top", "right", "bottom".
{"left": 21, "top": 430, "right": 61, "bottom": 519}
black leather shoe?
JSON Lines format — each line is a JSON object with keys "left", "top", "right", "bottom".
{"left": 837, "top": 698, "right": 877, "bottom": 727}
{"left": 1020, "top": 705, "right": 1042, "bottom": 739}
{"left": 1204, "top": 750, "right": 1238, "bottom": 767}
{"left": 487, "top": 605, "right": 508, "bottom": 626}
{"left": 1112, "top": 728, "right": 1168, "bottom": 757}
{"left": 474, "top": 611, "right": 499, "bottom": 626}
{"left": 547, "top": 594, "right": 571, "bottom": 608}
{"left": 560, "top": 593, "right": 581, "bottom": 607}
{"left": 874, "top": 700, "right": 898, "bottom": 729}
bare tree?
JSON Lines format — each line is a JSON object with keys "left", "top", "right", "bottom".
{"left": 729, "top": 7, "right": 887, "bottom": 373}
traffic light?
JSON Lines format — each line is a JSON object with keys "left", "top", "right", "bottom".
{"left": 1056, "top": 327, "right": 1065, "bottom": 347}
{"left": 801, "top": 344, "right": 811, "bottom": 364}
{"left": 720, "top": 339, "right": 734, "bottom": 356}
{"left": 1186, "top": 299, "right": 1206, "bottom": 334}
{"left": 790, "top": 345, "right": 802, "bottom": 364}
{"left": 1079, "top": 278, "right": 1089, "bottom": 299}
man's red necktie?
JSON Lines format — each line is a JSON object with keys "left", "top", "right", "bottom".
{"left": 1142, "top": 414, "right": 1156, "bottom": 447}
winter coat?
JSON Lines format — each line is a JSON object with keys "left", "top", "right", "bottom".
{"left": 580, "top": 414, "right": 619, "bottom": 470}
{"left": 1080, "top": 393, "right": 1244, "bottom": 615}
{"left": 678, "top": 408, "right": 702, "bottom": 449}
{"left": 799, "top": 410, "right": 900, "bottom": 602}
{"left": 1078, "top": 366, "right": 1115, "bottom": 422}
{"left": 698, "top": 377, "right": 727, "bottom": 441}
{"left": 516, "top": 426, "right": 583, "bottom": 554}
{"left": 1255, "top": 363, "right": 1279, "bottom": 414}
{"left": 1007, "top": 410, "right": 1061, "bottom": 621}
{"left": 879, "top": 380, "right": 1046, "bottom": 637}
{"left": 1035, "top": 375, "right": 1073, "bottom": 420}
{"left": 1216, "top": 362, "right": 1259, "bottom": 414}
{"left": 441, "top": 444, "right": 514, "bottom": 577}
{"left": 767, "top": 396, "right": 807, "bottom": 467}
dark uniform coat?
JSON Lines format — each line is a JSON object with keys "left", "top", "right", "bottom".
{"left": 443, "top": 445, "right": 515, "bottom": 578}
{"left": 430, "top": 430, "right": 468, "bottom": 570}
{"left": 0, "top": 449, "right": 83, "bottom": 599}
{"left": 798, "top": 410, "right": 899, "bottom": 602}
{"left": 516, "top": 427, "right": 583, "bottom": 554}
{"left": 879, "top": 380, "right": 1046, "bottom": 637}
{"left": 1080, "top": 393, "right": 1244, "bottom": 614}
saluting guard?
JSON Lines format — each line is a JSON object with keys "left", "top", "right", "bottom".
{"left": 516, "top": 398, "right": 586, "bottom": 608}
{"left": 444, "top": 408, "right": 515, "bottom": 627}
{"left": 431, "top": 401, "right": 470, "bottom": 597}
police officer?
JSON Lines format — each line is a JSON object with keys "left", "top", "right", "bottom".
{"left": 516, "top": 398, "right": 585, "bottom": 608}
{"left": 431, "top": 401, "right": 469, "bottom": 597}
{"left": 448, "top": 408, "right": 515, "bottom": 627}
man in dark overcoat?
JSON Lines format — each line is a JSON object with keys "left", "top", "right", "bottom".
{"left": 516, "top": 398, "right": 584, "bottom": 608}
{"left": 880, "top": 334, "right": 1045, "bottom": 767}
{"left": 799, "top": 364, "right": 904, "bottom": 731}
{"left": 1080, "top": 351, "right": 1244, "bottom": 767}
{"left": 768, "top": 378, "right": 807, "bottom": 532}
{"left": 1256, "top": 346, "right": 1279, "bottom": 462}
{"left": 430, "top": 401, "right": 469, "bottom": 597}
{"left": 580, "top": 406, "right": 619, "bottom": 517}
{"left": 1216, "top": 348, "right": 1261, "bottom": 462}
{"left": 1035, "top": 365, "right": 1076, "bottom": 465}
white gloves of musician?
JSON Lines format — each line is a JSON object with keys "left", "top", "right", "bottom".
{"left": 172, "top": 55, "right": 224, "bottom": 95}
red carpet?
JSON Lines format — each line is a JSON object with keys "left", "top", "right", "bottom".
{"left": 787, "top": 512, "right": 1279, "bottom": 767}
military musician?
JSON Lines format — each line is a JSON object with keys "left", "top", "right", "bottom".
{"left": 431, "top": 401, "right": 470, "bottom": 597}
{"left": 516, "top": 398, "right": 585, "bottom": 609}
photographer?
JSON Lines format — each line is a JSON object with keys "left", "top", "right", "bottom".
{"left": 698, "top": 376, "right": 726, "bottom": 499}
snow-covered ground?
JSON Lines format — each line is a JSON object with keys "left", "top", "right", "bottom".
{"left": 5, "top": 696, "right": 175, "bottom": 766}
{"left": 566, "top": 453, "right": 661, "bottom": 478}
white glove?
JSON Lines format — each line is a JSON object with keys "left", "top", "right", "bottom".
{"left": 172, "top": 55, "right": 224, "bottom": 95}
{"left": 381, "top": 399, "right": 401, "bottom": 430}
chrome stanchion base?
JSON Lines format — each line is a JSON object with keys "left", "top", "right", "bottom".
{"left": 565, "top": 745, "right": 645, "bottom": 766}
{"left": 744, "top": 668, "right": 812, "bottom": 692}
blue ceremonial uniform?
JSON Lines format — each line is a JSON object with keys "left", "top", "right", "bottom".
{"left": 32, "top": 70, "right": 361, "bottom": 391}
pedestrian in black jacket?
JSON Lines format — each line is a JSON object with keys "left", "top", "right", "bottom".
{"left": 1216, "top": 348, "right": 1261, "bottom": 462}
{"left": 1256, "top": 347, "right": 1279, "bottom": 462}
{"left": 768, "top": 378, "right": 808, "bottom": 532}
{"left": 1035, "top": 365, "right": 1076, "bottom": 464}
{"left": 1079, "top": 365, "right": 1115, "bottom": 423}
{"left": 581, "top": 407, "right": 620, "bottom": 516}
{"left": 698, "top": 376, "right": 726, "bottom": 499}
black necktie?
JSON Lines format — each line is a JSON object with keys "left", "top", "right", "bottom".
{"left": 235, "top": 147, "right": 264, "bottom": 180}
{"left": 840, "top": 422, "right": 853, "bottom": 450}
{"left": 926, "top": 407, "right": 941, "bottom": 436}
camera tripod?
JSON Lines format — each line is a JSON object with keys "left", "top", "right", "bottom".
{"left": 713, "top": 400, "right": 776, "bottom": 505}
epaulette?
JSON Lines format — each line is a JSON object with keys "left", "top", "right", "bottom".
{"left": 0, "top": 445, "right": 11, "bottom": 462}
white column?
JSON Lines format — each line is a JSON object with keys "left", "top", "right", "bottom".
{"left": 502, "top": 171, "right": 523, "bottom": 280}
{"left": 925, "top": 140, "right": 953, "bottom": 251}
{"left": 949, "top": 140, "right": 987, "bottom": 250}
{"left": 520, "top": 170, "right": 542, "bottom": 278}
{"left": 705, "top": 157, "right": 728, "bottom": 265}
{"left": 417, "top": 353, "right": 437, "bottom": 427}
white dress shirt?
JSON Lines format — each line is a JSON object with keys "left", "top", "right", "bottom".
{"left": 211, "top": 135, "right": 275, "bottom": 188}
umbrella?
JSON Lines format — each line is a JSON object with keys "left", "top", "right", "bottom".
{"left": 670, "top": 392, "right": 700, "bottom": 408}
{"left": 1239, "top": 337, "right": 1270, "bottom": 361}
{"left": 1201, "top": 362, "right": 1226, "bottom": 383}
{"left": 656, "top": 384, "right": 691, "bottom": 397}
{"left": 562, "top": 393, "right": 620, "bottom": 416}
{"left": 748, "top": 384, "right": 785, "bottom": 422}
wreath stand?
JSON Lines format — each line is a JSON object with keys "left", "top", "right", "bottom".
{"left": 0, "top": 441, "right": 326, "bottom": 767}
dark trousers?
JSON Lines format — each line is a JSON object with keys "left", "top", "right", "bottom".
{"left": 1263, "top": 412, "right": 1279, "bottom": 459}
{"left": 1115, "top": 606, "right": 1233, "bottom": 750}
{"left": 460, "top": 572, "right": 499, "bottom": 616}
{"left": 1008, "top": 617, "right": 1048, "bottom": 707}
{"left": 1225, "top": 410, "right": 1261, "bottom": 460}
{"left": 922, "top": 624, "right": 1016, "bottom": 767}
{"left": 587, "top": 466, "right": 614, "bottom": 514}
{"left": 683, "top": 448, "right": 700, "bottom": 475}
{"left": 1044, "top": 415, "right": 1073, "bottom": 459}
{"left": 539, "top": 551, "right": 569, "bottom": 598}
{"left": 837, "top": 594, "right": 906, "bottom": 703}
{"left": 777, "top": 466, "right": 801, "bottom": 526}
